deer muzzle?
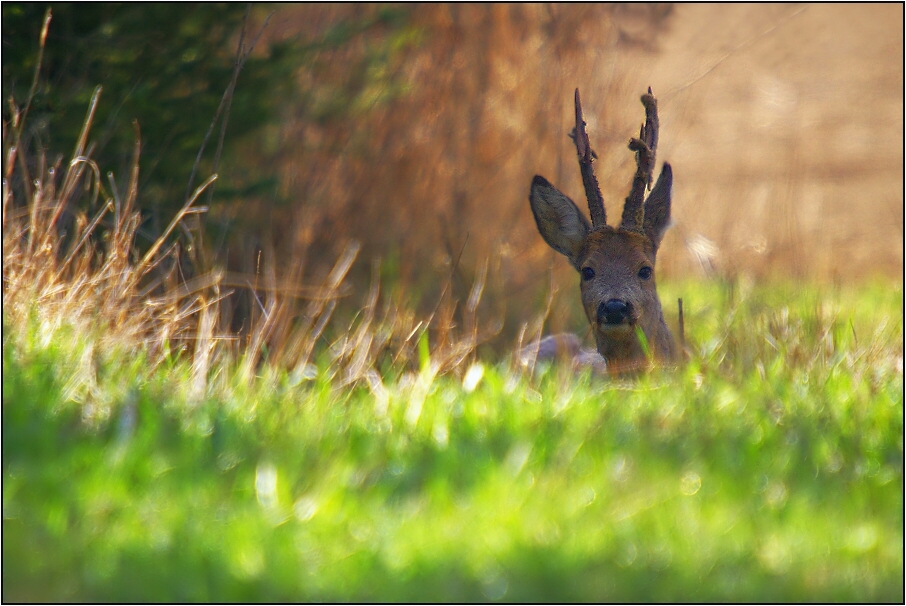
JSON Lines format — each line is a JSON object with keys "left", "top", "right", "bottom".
{"left": 598, "top": 299, "right": 633, "bottom": 326}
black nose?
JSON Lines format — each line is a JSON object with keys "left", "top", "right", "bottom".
{"left": 598, "top": 299, "right": 630, "bottom": 325}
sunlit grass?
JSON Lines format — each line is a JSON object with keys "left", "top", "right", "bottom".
{"left": 3, "top": 276, "right": 902, "bottom": 602}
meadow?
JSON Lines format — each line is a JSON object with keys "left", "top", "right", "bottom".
{"left": 4, "top": 268, "right": 902, "bottom": 601}
{"left": 3, "top": 4, "right": 903, "bottom": 602}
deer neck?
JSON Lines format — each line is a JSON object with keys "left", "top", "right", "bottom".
{"left": 594, "top": 308, "right": 674, "bottom": 372}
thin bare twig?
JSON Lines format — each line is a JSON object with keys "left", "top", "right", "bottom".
{"left": 13, "top": 8, "right": 52, "bottom": 205}
{"left": 428, "top": 231, "right": 470, "bottom": 331}
{"left": 54, "top": 86, "right": 103, "bottom": 226}
{"left": 132, "top": 174, "right": 217, "bottom": 284}
{"left": 207, "top": 8, "right": 276, "bottom": 206}
{"left": 123, "top": 120, "right": 141, "bottom": 233}
{"left": 184, "top": 5, "right": 275, "bottom": 203}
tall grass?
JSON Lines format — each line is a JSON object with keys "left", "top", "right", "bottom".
{"left": 3, "top": 82, "right": 494, "bottom": 408}
{"left": 4, "top": 90, "right": 220, "bottom": 365}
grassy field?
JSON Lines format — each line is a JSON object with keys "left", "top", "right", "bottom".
{"left": 3, "top": 278, "right": 902, "bottom": 602}
{"left": 2, "top": 9, "right": 902, "bottom": 600}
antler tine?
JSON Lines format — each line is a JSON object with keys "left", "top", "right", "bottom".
{"left": 621, "top": 88, "right": 659, "bottom": 233}
{"left": 569, "top": 88, "right": 607, "bottom": 228}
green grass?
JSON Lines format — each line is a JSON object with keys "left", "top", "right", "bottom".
{"left": 3, "top": 279, "right": 903, "bottom": 602}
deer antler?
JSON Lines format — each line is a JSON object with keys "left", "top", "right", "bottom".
{"left": 569, "top": 88, "right": 607, "bottom": 228}
{"left": 621, "top": 87, "right": 658, "bottom": 233}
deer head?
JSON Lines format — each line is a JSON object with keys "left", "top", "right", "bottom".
{"left": 529, "top": 88, "right": 674, "bottom": 373}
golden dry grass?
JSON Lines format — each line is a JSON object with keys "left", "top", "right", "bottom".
{"left": 2, "top": 94, "right": 490, "bottom": 388}
{"left": 2, "top": 87, "right": 221, "bottom": 366}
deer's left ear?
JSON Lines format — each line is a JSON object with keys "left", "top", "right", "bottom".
{"left": 643, "top": 163, "right": 672, "bottom": 251}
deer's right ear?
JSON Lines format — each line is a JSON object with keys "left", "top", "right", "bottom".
{"left": 529, "top": 175, "right": 591, "bottom": 270}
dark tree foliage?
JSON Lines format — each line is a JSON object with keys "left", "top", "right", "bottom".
{"left": 3, "top": 4, "right": 415, "bottom": 256}
{"left": 2, "top": 3, "right": 294, "bottom": 228}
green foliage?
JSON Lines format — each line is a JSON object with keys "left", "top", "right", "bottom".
{"left": 3, "top": 280, "right": 903, "bottom": 602}
{"left": 4, "top": 5, "right": 267, "bottom": 211}
{"left": 1, "top": 4, "right": 417, "bottom": 233}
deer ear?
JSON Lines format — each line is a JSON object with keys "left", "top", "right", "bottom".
{"left": 643, "top": 163, "right": 672, "bottom": 251}
{"left": 529, "top": 175, "right": 591, "bottom": 270}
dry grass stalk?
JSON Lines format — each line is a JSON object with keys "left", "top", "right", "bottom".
{"left": 3, "top": 91, "right": 217, "bottom": 366}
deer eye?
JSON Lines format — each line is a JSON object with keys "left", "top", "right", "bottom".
{"left": 581, "top": 267, "right": 595, "bottom": 281}
{"left": 638, "top": 266, "right": 653, "bottom": 280}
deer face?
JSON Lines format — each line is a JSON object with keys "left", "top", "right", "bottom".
{"left": 579, "top": 228, "right": 657, "bottom": 331}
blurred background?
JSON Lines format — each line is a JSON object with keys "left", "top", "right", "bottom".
{"left": 4, "top": 3, "right": 903, "bottom": 347}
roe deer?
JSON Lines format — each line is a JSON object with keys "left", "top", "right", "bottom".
{"left": 527, "top": 88, "right": 675, "bottom": 374}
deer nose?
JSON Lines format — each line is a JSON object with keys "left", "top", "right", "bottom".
{"left": 598, "top": 299, "right": 630, "bottom": 325}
